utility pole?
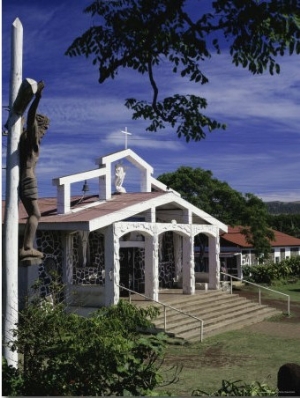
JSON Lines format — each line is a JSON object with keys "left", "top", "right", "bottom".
{"left": 3, "top": 18, "right": 37, "bottom": 366}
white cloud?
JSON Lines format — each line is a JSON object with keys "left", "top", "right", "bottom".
{"left": 102, "top": 130, "right": 183, "bottom": 151}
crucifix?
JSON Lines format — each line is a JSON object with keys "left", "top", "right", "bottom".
{"left": 121, "top": 127, "right": 132, "bottom": 149}
{"left": 4, "top": 18, "right": 48, "bottom": 366}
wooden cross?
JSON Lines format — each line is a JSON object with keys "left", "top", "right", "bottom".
{"left": 121, "top": 127, "right": 132, "bottom": 149}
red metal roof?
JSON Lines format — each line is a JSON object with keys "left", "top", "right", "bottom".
{"left": 221, "top": 226, "right": 300, "bottom": 248}
{"left": 2, "top": 192, "right": 167, "bottom": 226}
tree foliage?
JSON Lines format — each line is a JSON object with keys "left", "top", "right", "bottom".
{"left": 3, "top": 300, "right": 168, "bottom": 396}
{"left": 268, "top": 213, "right": 300, "bottom": 238}
{"left": 66, "top": 0, "right": 300, "bottom": 141}
{"left": 158, "top": 166, "right": 274, "bottom": 258}
{"left": 266, "top": 200, "right": 300, "bottom": 215}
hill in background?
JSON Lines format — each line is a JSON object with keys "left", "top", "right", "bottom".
{"left": 266, "top": 201, "right": 300, "bottom": 215}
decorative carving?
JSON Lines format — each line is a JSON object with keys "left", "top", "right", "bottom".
{"left": 193, "top": 224, "right": 218, "bottom": 237}
{"left": 114, "top": 221, "right": 154, "bottom": 238}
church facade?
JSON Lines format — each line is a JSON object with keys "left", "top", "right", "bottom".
{"left": 17, "top": 149, "right": 228, "bottom": 309}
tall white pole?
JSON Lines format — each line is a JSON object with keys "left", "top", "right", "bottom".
{"left": 3, "top": 17, "right": 23, "bottom": 366}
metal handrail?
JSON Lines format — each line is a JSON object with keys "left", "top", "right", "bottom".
{"left": 220, "top": 272, "right": 290, "bottom": 315}
{"left": 117, "top": 284, "right": 204, "bottom": 342}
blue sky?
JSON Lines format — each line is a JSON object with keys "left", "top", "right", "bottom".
{"left": 2, "top": 0, "right": 300, "bottom": 202}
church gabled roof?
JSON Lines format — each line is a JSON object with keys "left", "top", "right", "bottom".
{"left": 11, "top": 190, "right": 227, "bottom": 233}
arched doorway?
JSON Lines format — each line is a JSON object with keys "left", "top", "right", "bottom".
{"left": 119, "top": 247, "right": 145, "bottom": 296}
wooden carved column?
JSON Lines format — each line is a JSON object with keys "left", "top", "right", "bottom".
{"left": 144, "top": 231, "right": 159, "bottom": 301}
{"left": 104, "top": 225, "right": 120, "bottom": 306}
{"left": 182, "top": 232, "right": 195, "bottom": 295}
{"left": 208, "top": 232, "right": 220, "bottom": 289}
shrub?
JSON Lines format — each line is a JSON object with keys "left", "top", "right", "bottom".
{"left": 192, "top": 379, "right": 277, "bottom": 396}
{"left": 3, "top": 300, "right": 168, "bottom": 396}
{"left": 242, "top": 256, "right": 300, "bottom": 284}
{"left": 243, "top": 263, "right": 275, "bottom": 284}
{"left": 287, "top": 256, "right": 300, "bottom": 277}
{"left": 2, "top": 358, "right": 24, "bottom": 396}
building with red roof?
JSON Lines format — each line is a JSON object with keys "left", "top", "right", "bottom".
{"left": 220, "top": 226, "right": 300, "bottom": 277}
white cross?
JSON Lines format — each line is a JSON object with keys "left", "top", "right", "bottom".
{"left": 121, "top": 127, "right": 132, "bottom": 149}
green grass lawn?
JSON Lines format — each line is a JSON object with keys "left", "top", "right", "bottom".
{"left": 156, "top": 329, "right": 300, "bottom": 396}
{"left": 268, "top": 279, "right": 300, "bottom": 302}
{"left": 237, "top": 279, "right": 300, "bottom": 303}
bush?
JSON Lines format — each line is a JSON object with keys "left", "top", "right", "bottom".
{"left": 287, "top": 256, "right": 300, "bottom": 277}
{"left": 242, "top": 263, "right": 275, "bottom": 284}
{"left": 242, "top": 256, "right": 300, "bottom": 284}
{"left": 192, "top": 379, "right": 277, "bottom": 396}
{"left": 3, "top": 300, "right": 168, "bottom": 396}
{"left": 2, "top": 357, "right": 24, "bottom": 396}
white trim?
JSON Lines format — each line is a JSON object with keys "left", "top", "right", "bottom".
{"left": 98, "top": 149, "right": 153, "bottom": 173}
{"left": 150, "top": 176, "right": 181, "bottom": 196}
{"left": 53, "top": 167, "right": 106, "bottom": 186}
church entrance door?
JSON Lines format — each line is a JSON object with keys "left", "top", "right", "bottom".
{"left": 119, "top": 247, "right": 145, "bottom": 296}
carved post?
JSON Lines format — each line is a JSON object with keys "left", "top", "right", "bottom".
{"left": 182, "top": 233, "right": 195, "bottom": 294}
{"left": 144, "top": 232, "right": 159, "bottom": 301}
{"left": 208, "top": 232, "right": 220, "bottom": 289}
{"left": 3, "top": 18, "right": 38, "bottom": 366}
{"left": 3, "top": 18, "right": 23, "bottom": 366}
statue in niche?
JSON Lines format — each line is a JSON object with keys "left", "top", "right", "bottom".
{"left": 19, "top": 81, "right": 50, "bottom": 260}
{"left": 115, "top": 163, "right": 126, "bottom": 193}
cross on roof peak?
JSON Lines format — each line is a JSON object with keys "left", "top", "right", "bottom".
{"left": 121, "top": 127, "right": 132, "bottom": 149}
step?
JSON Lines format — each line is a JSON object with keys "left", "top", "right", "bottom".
{"left": 159, "top": 303, "right": 268, "bottom": 336}
{"left": 178, "top": 310, "right": 280, "bottom": 341}
{"left": 179, "top": 308, "right": 281, "bottom": 341}
{"left": 153, "top": 290, "right": 232, "bottom": 305}
{"left": 132, "top": 290, "right": 283, "bottom": 341}
{"left": 151, "top": 293, "right": 246, "bottom": 317}
{"left": 153, "top": 295, "right": 251, "bottom": 325}
{"left": 155, "top": 296, "right": 251, "bottom": 321}
{"left": 153, "top": 300, "right": 257, "bottom": 330}
{"left": 158, "top": 301, "right": 264, "bottom": 332}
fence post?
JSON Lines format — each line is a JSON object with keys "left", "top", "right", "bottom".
{"left": 164, "top": 306, "right": 167, "bottom": 331}
{"left": 258, "top": 288, "right": 261, "bottom": 305}
{"left": 200, "top": 320, "right": 204, "bottom": 342}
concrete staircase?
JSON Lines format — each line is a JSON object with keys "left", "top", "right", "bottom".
{"left": 131, "top": 289, "right": 282, "bottom": 341}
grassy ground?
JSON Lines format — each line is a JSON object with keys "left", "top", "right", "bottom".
{"left": 157, "top": 328, "right": 300, "bottom": 396}
{"left": 237, "top": 279, "right": 300, "bottom": 303}
{"left": 155, "top": 281, "right": 300, "bottom": 396}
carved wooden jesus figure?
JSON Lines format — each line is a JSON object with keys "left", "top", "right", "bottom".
{"left": 19, "top": 81, "right": 50, "bottom": 260}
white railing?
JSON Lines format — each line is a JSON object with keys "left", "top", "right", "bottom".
{"left": 221, "top": 272, "right": 290, "bottom": 316}
{"left": 117, "top": 285, "right": 204, "bottom": 342}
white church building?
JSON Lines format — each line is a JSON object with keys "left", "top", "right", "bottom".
{"left": 17, "top": 149, "right": 228, "bottom": 309}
